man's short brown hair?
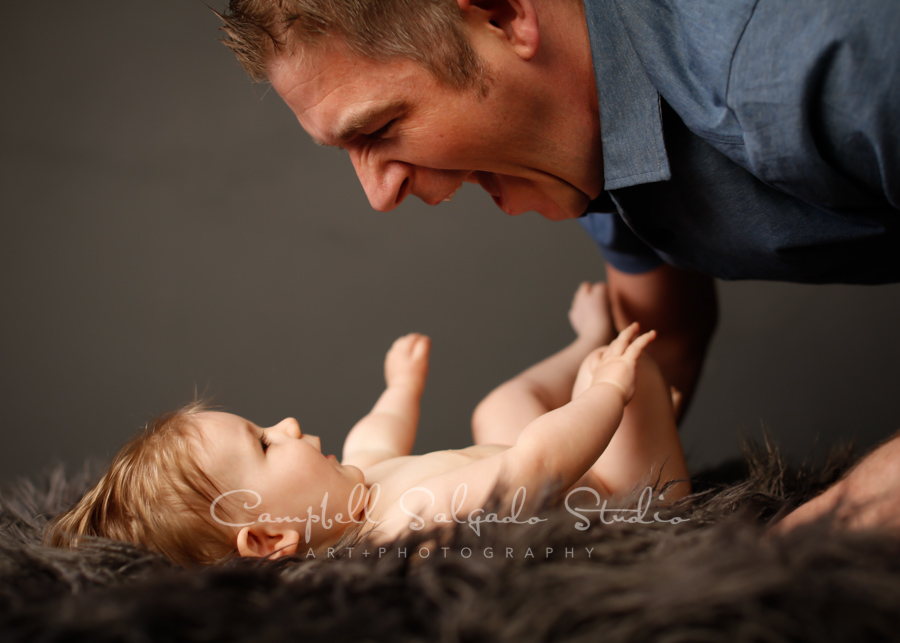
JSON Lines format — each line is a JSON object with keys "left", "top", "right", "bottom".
{"left": 218, "top": 0, "right": 488, "bottom": 89}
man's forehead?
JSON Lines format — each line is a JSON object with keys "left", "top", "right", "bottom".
{"left": 268, "top": 47, "right": 415, "bottom": 147}
{"left": 267, "top": 35, "right": 373, "bottom": 91}
{"left": 267, "top": 49, "right": 327, "bottom": 102}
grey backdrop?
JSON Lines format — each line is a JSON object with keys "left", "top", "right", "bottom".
{"left": 2, "top": 2, "right": 899, "bottom": 486}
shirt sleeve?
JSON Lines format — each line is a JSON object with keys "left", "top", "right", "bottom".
{"left": 729, "top": 0, "right": 900, "bottom": 211}
{"left": 578, "top": 204, "right": 664, "bottom": 274}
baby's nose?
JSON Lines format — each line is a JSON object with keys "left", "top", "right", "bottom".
{"left": 272, "top": 417, "right": 302, "bottom": 439}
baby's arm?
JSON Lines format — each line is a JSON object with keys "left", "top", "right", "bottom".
{"left": 342, "top": 333, "right": 430, "bottom": 470}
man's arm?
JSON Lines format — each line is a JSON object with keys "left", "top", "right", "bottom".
{"left": 342, "top": 333, "right": 429, "bottom": 469}
{"left": 606, "top": 263, "right": 717, "bottom": 420}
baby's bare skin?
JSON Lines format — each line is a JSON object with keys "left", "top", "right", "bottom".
{"left": 360, "top": 444, "right": 509, "bottom": 538}
{"left": 200, "top": 283, "right": 689, "bottom": 556}
{"left": 342, "top": 284, "right": 688, "bottom": 542}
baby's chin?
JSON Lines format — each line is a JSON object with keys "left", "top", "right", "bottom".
{"left": 341, "top": 463, "right": 366, "bottom": 485}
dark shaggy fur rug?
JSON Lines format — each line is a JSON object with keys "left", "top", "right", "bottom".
{"left": 2, "top": 438, "right": 900, "bottom": 643}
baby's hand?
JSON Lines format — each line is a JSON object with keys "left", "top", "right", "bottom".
{"left": 568, "top": 281, "right": 615, "bottom": 345}
{"left": 384, "top": 333, "right": 431, "bottom": 389}
{"left": 587, "top": 323, "right": 656, "bottom": 404}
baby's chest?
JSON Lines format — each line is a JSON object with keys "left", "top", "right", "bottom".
{"left": 365, "top": 446, "right": 504, "bottom": 500}
{"left": 365, "top": 447, "right": 508, "bottom": 537}
{"left": 366, "top": 451, "right": 468, "bottom": 504}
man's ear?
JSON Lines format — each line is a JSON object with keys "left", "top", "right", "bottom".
{"left": 236, "top": 526, "right": 302, "bottom": 560}
{"left": 458, "top": 0, "right": 540, "bottom": 60}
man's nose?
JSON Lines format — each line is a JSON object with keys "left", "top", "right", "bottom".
{"left": 349, "top": 150, "right": 411, "bottom": 212}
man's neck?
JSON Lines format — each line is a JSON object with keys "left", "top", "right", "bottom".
{"left": 532, "top": 0, "right": 604, "bottom": 197}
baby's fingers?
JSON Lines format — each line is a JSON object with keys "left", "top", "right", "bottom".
{"left": 624, "top": 329, "right": 656, "bottom": 360}
{"left": 606, "top": 322, "right": 641, "bottom": 356}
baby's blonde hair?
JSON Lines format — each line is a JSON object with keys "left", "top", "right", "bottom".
{"left": 43, "top": 402, "right": 239, "bottom": 567}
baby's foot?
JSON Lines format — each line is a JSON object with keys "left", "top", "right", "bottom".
{"left": 568, "top": 282, "right": 615, "bottom": 346}
{"left": 384, "top": 333, "right": 431, "bottom": 390}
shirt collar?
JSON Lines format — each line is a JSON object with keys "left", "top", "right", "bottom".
{"left": 583, "top": 0, "right": 671, "bottom": 190}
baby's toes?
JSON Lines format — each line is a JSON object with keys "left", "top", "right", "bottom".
{"left": 390, "top": 334, "right": 414, "bottom": 355}
{"left": 390, "top": 333, "right": 423, "bottom": 357}
{"left": 587, "top": 282, "right": 612, "bottom": 314}
{"left": 386, "top": 334, "right": 431, "bottom": 383}
{"left": 587, "top": 281, "right": 608, "bottom": 297}
{"left": 406, "top": 333, "right": 430, "bottom": 361}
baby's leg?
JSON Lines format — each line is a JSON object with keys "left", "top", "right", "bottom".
{"left": 578, "top": 352, "right": 689, "bottom": 499}
{"left": 342, "top": 334, "right": 430, "bottom": 467}
{"left": 472, "top": 282, "right": 616, "bottom": 446}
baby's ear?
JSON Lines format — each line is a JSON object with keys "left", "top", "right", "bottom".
{"left": 236, "top": 526, "right": 301, "bottom": 559}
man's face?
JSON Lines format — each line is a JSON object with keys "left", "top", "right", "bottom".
{"left": 268, "top": 40, "right": 602, "bottom": 221}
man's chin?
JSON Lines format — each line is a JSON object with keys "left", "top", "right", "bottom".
{"left": 497, "top": 200, "right": 583, "bottom": 221}
{"left": 532, "top": 198, "right": 589, "bottom": 221}
{"left": 479, "top": 174, "right": 588, "bottom": 220}
{"left": 537, "top": 207, "right": 583, "bottom": 222}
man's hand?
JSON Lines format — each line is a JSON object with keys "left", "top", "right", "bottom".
{"left": 774, "top": 431, "right": 900, "bottom": 533}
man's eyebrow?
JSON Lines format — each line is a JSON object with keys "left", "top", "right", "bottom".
{"left": 314, "top": 100, "right": 405, "bottom": 147}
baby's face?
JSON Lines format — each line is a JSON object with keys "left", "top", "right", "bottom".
{"left": 192, "top": 412, "right": 366, "bottom": 544}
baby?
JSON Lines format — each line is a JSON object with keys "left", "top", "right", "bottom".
{"left": 45, "top": 282, "right": 689, "bottom": 566}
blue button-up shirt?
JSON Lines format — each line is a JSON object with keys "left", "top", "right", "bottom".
{"left": 578, "top": 0, "right": 900, "bottom": 283}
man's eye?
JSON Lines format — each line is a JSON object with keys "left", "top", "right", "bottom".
{"left": 370, "top": 119, "right": 396, "bottom": 139}
{"left": 259, "top": 433, "right": 272, "bottom": 453}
